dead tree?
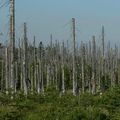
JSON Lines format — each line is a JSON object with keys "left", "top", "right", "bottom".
{"left": 33, "top": 36, "right": 37, "bottom": 91}
{"left": 22, "top": 23, "right": 28, "bottom": 95}
{"left": 39, "top": 42, "right": 44, "bottom": 93}
{"left": 18, "top": 38, "right": 23, "bottom": 91}
{"left": 1, "top": 59, "right": 4, "bottom": 92}
{"left": 101, "top": 26, "right": 105, "bottom": 87}
{"left": 9, "top": 0, "right": 15, "bottom": 92}
{"left": 5, "top": 47, "right": 9, "bottom": 94}
{"left": 102, "top": 26, "right": 105, "bottom": 59}
{"left": 15, "top": 61, "right": 18, "bottom": 93}
{"left": 81, "top": 43, "right": 85, "bottom": 94}
{"left": 88, "top": 41, "right": 92, "bottom": 93}
{"left": 91, "top": 36, "right": 96, "bottom": 94}
{"left": 61, "top": 41, "right": 65, "bottom": 93}
{"left": 72, "top": 18, "right": 77, "bottom": 95}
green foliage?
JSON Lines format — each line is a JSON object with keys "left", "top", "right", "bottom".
{"left": 101, "top": 75, "right": 111, "bottom": 91}
{"left": 0, "top": 106, "right": 22, "bottom": 120}
{"left": 0, "top": 86, "right": 119, "bottom": 119}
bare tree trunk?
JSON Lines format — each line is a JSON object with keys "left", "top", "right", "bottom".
{"left": 55, "top": 62, "right": 58, "bottom": 90}
{"left": 5, "top": 47, "right": 9, "bottom": 94}
{"left": 41, "top": 61, "right": 44, "bottom": 93}
{"left": 1, "top": 60, "right": 4, "bottom": 92}
{"left": 22, "top": 23, "right": 28, "bottom": 95}
{"left": 101, "top": 26, "right": 105, "bottom": 91}
{"left": 92, "top": 36, "right": 96, "bottom": 94}
{"left": 97, "top": 47, "right": 101, "bottom": 91}
{"left": 15, "top": 61, "right": 18, "bottom": 93}
{"left": 81, "top": 43, "right": 85, "bottom": 94}
{"left": 33, "top": 36, "right": 37, "bottom": 91}
{"left": 39, "top": 42, "right": 44, "bottom": 93}
{"left": 88, "top": 41, "right": 91, "bottom": 93}
{"left": 72, "top": 18, "right": 76, "bottom": 95}
{"left": 62, "top": 42, "right": 65, "bottom": 93}
{"left": 10, "top": 0, "right": 15, "bottom": 93}
{"left": 46, "top": 64, "right": 50, "bottom": 88}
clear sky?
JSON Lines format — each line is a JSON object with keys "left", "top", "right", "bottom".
{"left": 0, "top": 0, "right": 120, "bottom": 46}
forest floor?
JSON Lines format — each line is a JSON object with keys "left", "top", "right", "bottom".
{"left": 0, "top": 87, "right": 120, "bottom": 120}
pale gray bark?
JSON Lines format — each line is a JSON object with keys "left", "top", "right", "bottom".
{"left": 10, "top": 0, "right": 15, "bottom": 92}
{"left": 61, "top": 42, "right": 65, "bottom": 93}
{"left": 5, "top": 47, "right": 9, "bottom": 94}
{"left": 91, "top": 36, "right": 96, "bottom": 94}
{"left": 22, "top": 23, "right": 28, "bottom": 95}
{"left": 72, "top": 18, "right": 77, "bottom": 95}
{"left": 81, "top": 43, "right": 85, "bottom": 94}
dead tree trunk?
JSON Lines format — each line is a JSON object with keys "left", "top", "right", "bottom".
{"left": 5, "top": 47, "right": 9, "bottom": 94}
{"left": 22, "top": 23, "right": 28, "bottom": 95}
{"left": 15, "top": 61, "right": 18, "bottom": 93}
{"left": 39, "top": 42, "right": 44, "bottom": 93}
{"left": 101, "top": 26, "right": 105, "bottom": 91}
{"left": 33, "top": 36, "right": 37, "bottom": 91}
{"left": 1, "top": 60, "right": 4, "bottom": 92}
{"left": 88, "top": 41, "right": 92, "bottom": 93}
{"left": 9, "top": 0, "right": 15, "bottom": 93}
{"left": 92, "top": 36, "right": 96, "bottom": 94}
{"left": 61, "top": 41, "right": 65, "bottom": 93}
{"left": 81, "top": 43, "right": 85, "bottom": 94}
{"left": 72, "top": 18, "right": 77, "bottom": 95}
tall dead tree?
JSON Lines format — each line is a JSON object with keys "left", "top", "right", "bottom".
{"left": 101, "top": 26, "right": 105, "bottom": 91}
{"left": 92, "top": 36, "right": 96, "bottom": 94}
{"left": 1, "top": 60, "right": 4, "bottom": 92}
{"left": 5, "top": 47, "right": 9, "bottom": 94}
{"left": 102, "top": 26, "right": 105, "bottom": 76}
{"left": 62, "top": 41, "right": 65, "bottom": 93}
{"left": 39, "top": 42, "right": 44, "bottom": 93}
{"left": 15, "top": 61, "right": 18, "bottom": 93}
{"left": 72, "top": 18, "right": 77, "bottom": 95}
{"left": 97, "top": 47, "right": 101, "bottom": 91}
{"left": 22, "top": 23, "right": 28, "bottom": 95}
{"left": 18, "top": 38, "right": 23, "bottom": 90}
{"left": 81, "top": 43, "right": 85, "bottom": 94}
{"left": 9, "top": 0, "right": 15, "bottom": 92}
{"left": 88, "top": 41, "right": 92, "bottom": 93}
{"left": 33, "top": 36, "right": 37, "bottom": 91}
{"left": 102, "top": 26, "right": 105, "bottom": 58}
{"left": 55, "top": 40, "right": 59, "bottom": 90}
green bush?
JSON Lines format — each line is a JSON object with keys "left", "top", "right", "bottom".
{"left": 0, "top": 86, "right": 119, "bottom": 119}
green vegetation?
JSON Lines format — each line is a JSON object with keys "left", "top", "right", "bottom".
{"left": 0, "top": 87, "right": 119, "bottom": 120}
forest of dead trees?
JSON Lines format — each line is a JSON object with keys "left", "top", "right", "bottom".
{"left": 1, "top": 0, "right": 120, "bottom": 96}
{"left": 1, "top": 21, "right": 120, "bottom": 96}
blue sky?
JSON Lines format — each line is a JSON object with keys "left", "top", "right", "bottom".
{"left": 0, "top": 0, "right": 120, "bottom": 46}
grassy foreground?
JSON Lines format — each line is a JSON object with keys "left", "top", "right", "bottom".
{"left": 0, "top": 87, "right": 120, "bottom": 120}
